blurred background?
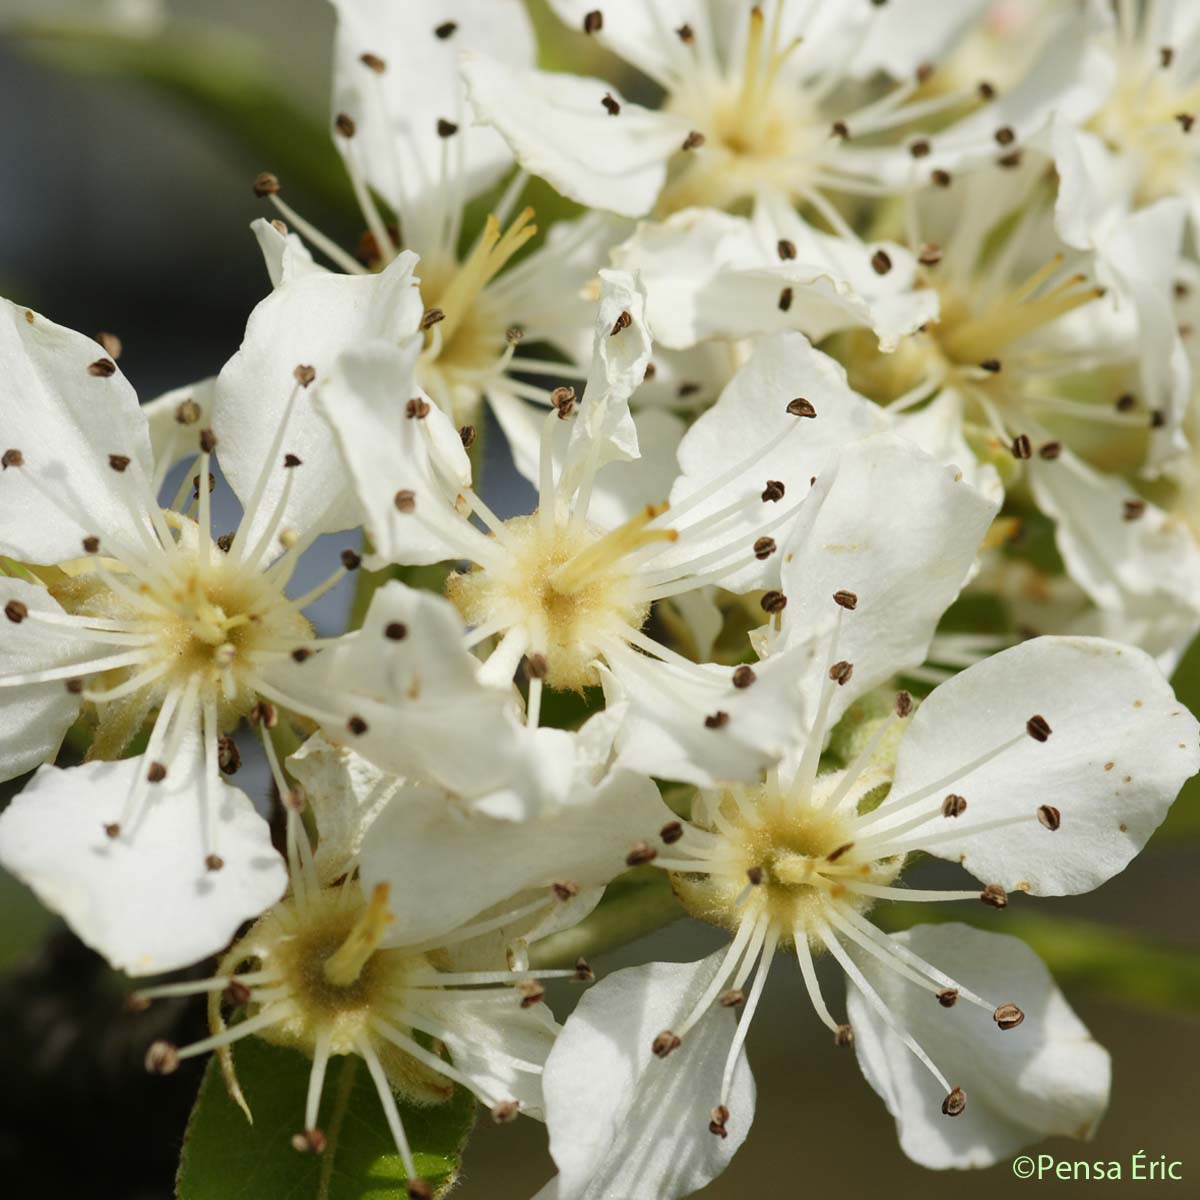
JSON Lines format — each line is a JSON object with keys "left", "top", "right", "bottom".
{"left": 0, "top": 1, "right": 1197, "bottom": 1196}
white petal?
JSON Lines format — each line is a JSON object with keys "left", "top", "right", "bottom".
{"left": 0, "top": 578, "right": 88, "bottom": 782}
{"left": 213, "top": 250, "right": 425, "bottom": 548}
{"left": 888, "top": 636, "right": 1200, "bottom": 895}
{"left": 251, "top": 215, "right": 319, "bottom": 287}
{"left": 315, "top": 339, "right": 471, "bottom": 568}
{"left": 359, "top": 767, "right": 673, "bottom": 946}
{"left": 847, "top": 923, "right": 1110, "bottom": 1169}
{"left": 0, "top": 298, "right": 155, "bottom": 564}
{"left": 850, "top": 0, "right": 993, "bottom": 80}
{"left": 331, "top": 0, "right": 535, "bottom": 243}
{"left": 0, "top": 736, "right": 285, "bottom": 975}
{"left": 894, "top": 389, "right": 1003, "bottom": 507}
{"left": 461, "top": 53, "right": 688, "bottom": 218}
{"left": 542, "top": 952, "right": 754, "bottom": 1200}
{"left": 142, "top": 376, "right": 216, "bottom": 476}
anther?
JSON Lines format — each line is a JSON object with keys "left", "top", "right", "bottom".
{"left": 682, "top": 130, "right": 706, "bottom": 151}
{"left": 611, "top": 309, "right": 633, "bottom": 336}
{"left": 175, "top": 398, "right": 201, "bottom": 425}
{"left": 760, "top": 590, "right": 787, "bottom": 614}
{"left": 994, "top": 126, "right": 1016, "bottom": 146}
{"left": 347, "top": 715, "right": 369, "bottom": 736}
{"left": 644, "top": 362, "right": 657, "bottom": 381}
{"left": 95, "top": 331, "right": 122, "bottom": 359}
{"left": 394, "top": 490, "right": 417, "bottom": 513}
{"left": 895, "top": 690, "right": 913, "bottom": 717}
{"left": 289, "top": 1128, "right": 327, "bottom": 1155}
{"left": 217, "top": 736, "right": 241, "bottom": 775}
{"left": 1, "top": 449, "right": 24, "bottom": 469}
{"left": 1161, "top": 46, "right": 1175, "bottom": 68}
{"left": 517, "top": 981, "right": 545, "bottom": 1008}
{"left": 660, "top": 821, "right": 684, "bottom": 844}
{"left": 942, "top": 1086, "right": 967, "bottom": 1116}
{"left": 761, "top": 480, "right": 786, "bottom": 503}
{"left": 601, "top": 93, "right": 621, "bottom": 116}
{"left": 777, "top": 239, "right": 797, "bottom": 260}
{"left": 931, "top": 168, "right": 952, "bottom": 187}
{"left": 778, "top": 286, "right": 794, "bottom": 312}
{"left": 147, "top": 762, "right": 167, "bottom": 784}
{"left": 829, "top": 660, "right": 853, "bottom": 686}
{"left": 826, "top": 842, "right": 854, "bottom": 862}
{"left": 909, "top": 138, "right": 931, "bottom": 158}
{"left": 978, "top": 80, "right": 996, "bottom": 100}
{"left": 66, "top": 678, "right": 84, "bottom": 695}
{"left": 833, "top": 589, "right": 858, "bottom": 610}
{"left": 551, "top": 385, "right": 576, "bottom": 417}
{"left": 205, "top": 854, "right": 224, "bottom": 872}
{"left": 834, "top": 1024, "right": 854, "bottom": 1047}
{"left": 420, "top": 308, "right": 445, "bottom": 331}
{"left": 980, "top": 884, "right": 1008, "bottom": 909}
{"left": 491, "top": 1101, "right": 520, "bottom": 1124}
{"left": 831, "top": 120, "right": 850, "bottom": 139}
{"left": 88, "top": 358, "right": 117, "bottom": 378}
{"left": 732, "top": 665, "right": 757, "bottom": 689}
{"left": 653, "top": 1031, "right": 681, "bottom": 1058}
{"left": 103, "top": 822, "right": 121, "bottom": 839}
{"left": 108, "top": 454, "right": 131, "bottom": 473}
{"left": 1123, "top": 499, "right": 1146, "bottom": 522}
{"left": 942, "top": 794, "right": 967, "bottom": 818}
{"left": 293, "top": 363, "right": 317, "bottom": 387}
{"left": 583, "top": 10, "right": 603, "bottom": 34}
{"left": 254, "top": 172, "right": 281, "bottom": 196}
{"left": 993, "top": 1003, "right": 1025, "bottom": 1030}
{"left": 507, "top": 326, "right": 525, "bottom": 344}
{"left": 145, "top": 1040, "right": 180, "bottom": 1075}
{"left": 980, "top": 358, "right": 1002, "bottom": 374}
{"left": 1025, "top": 714, "right": 1052, "bottom": 742}
{"left": 1116, "top": 392, "right": 1136, "bottom": 412}
{"left": 1037, "top": 805, "right": 1061, "bottom": 831}
{"left": 719, "top": 989, "right": 745, "bottom": 1008}
{"left": 524, "top": 653, "right": 549, "bottom": 681}
{"left": 998, "top": 150, "right": 1022, "bottom": 168}
{"left": 754, "top": 537, "right": 777, "bottom": 560}
{"left": 574, "top": 957, "right": 595, "bottom": 982}
{"left": 335, "top": 112, "right": 356, "bottom": 138}
{"left": 359, "top": 51, "right": 386, "bottom": 73}
{"left": 407, "top": 1182, "right": 434, "bottom": 1200}
{"left": 626, "top": 841, "right": 658, "bottom": 866}
{"left": 406, "top": 397, "right": 431, "bottom": 419}
{"left": 196, "top": 428, "right": 217, "bottom": 455}
{"left": 436, "top": 118, "right": 459, "bottom": 138}
{"left": 746, "top": 865, "right": 764, "bottom": 885}
{"left": 918, "top": 242, "right": 942, "bottom": 266}
{"left": 1175, "top": 113, "right": 1195, "bottom": 133}
{"left": 916, "top": 61, "right": 933, "bottom": 82}
{"left": 1010, "top": 433, "right": 1032, "bottom": 459}
{"left": 1038, "top": 441, "right": 1062, "bottom": 460}
{"left": 251, "top": 701, "right": 278, "bottom": 729}
{"left": 434, "top": 20, "right": 457, "bottom": 39}
{"left": 291, "top": 648, "right": 313, "bottom": 663}
{"left": 459, "top": 424, "right": 477, "bottom": 449}
{"left": 709, "top": 1105, "right": 729, "bottom": 1138}
{"left": 1151, "top": 409, "right": 1167, "bottom": 428}
{"left": 871, "top": 250, "right": 893, "bottom": 275}
{"left": 937, "top": 988, "right": 958, "bottom": 1008}
{"left": 5, "top": 600, "right": 28, "bottom": 624}
{"left": 340, "top": 548, "right": 362, "bottom": 570}
{"left": 385, "top": 622, "right": 408, "bottom": 640}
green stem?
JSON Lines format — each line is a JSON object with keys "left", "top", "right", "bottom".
{"left": 316, "top": 1056, "right": 358, "bottom": 1200}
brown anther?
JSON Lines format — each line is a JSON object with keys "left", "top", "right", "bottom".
{"left": 407, "top": 1182, "right": 434, "bottom": 1200}
{"left": 491, "top": 1100, "right": 520, "bottom": 1125}
{"left": 103, "top": 822, "right": 121, "bottom": 839}
{"left": 778, "top": 286, "right": 794, "bottom": 312}
{"left": 1, "top": 449, "right": 24, "bottom": 469}
{"left": 918, "top": 242, "right": 942, "bottom": 266}
{"left": 197, "top": 428, "right": 218, "bottom": 455}
{"left": 434, "top": 20, "right": 457, "bottom": 39}
{"left": 517, "top": 981, "right": 545, "bottom": 1008}
{"left": 251, "top": 701, "right": 278, "bottom": 729}
{"left": 1038, "top": 441, "right": 1062, "bottom": 460}
{"left": 205, "top": 854, "right": 225, "bottom": 872}
{"left": 682, "top": 130, "right": 706, "bottom": 151}
{"left": 786, "top": 396, "right": 817, "bottom": 419}
{"left": 217, "top": 736, "right": 241, "bottom": 775}
{"left": 652, "top": 1031, "right": 681, "bottom": 1058}
{"left": 551, "top": 385, "right": 577, "bottom": 417}
{"left": 677, "top": 382, "right": 701, "bottom": 398}
{"left": 406, "top": 397, "right": 431, "bottom": 419}
{"left": 574, "top": 957, "right": 595, "bottom": 982}
{"left": 284, "top": 787, "right": 306, "bottom": 813}
{"left": 506, "top": 326, "right": 525, "bottom": 344}
{"left": 385, "top": 622, "right": 408, "bottom": 641}
{"left": 1161, "top": 46, "right": 1175, "bottom": 68}
{"left": 4, "top": 600, "right": 28, "bottom": 624}
{"left": 459, "top": 424, "right": 477, "bottom": 449}
{"left": 1010, "top": 433, "right": 1032, "bottom": 460}
{"left": 253, "top": 171, "right": 281, "bottom": 197}
{"left": 676, "top": 23, "right": 695, "bottom": 43}
{"left": 626, "top": 841, "right": 658, "bottom": 867}
{"left": 831, "top": 120, "right": 850, "bottom": 139}
{"left": 994, "top": 125, "right": 1016, "bottom": 146}
{"left": 217, "top": 533, "right": 234, "bottom": 554}
{"left": 1176, "top": 112, "right": 1195, "bottom": 132}
{"left": 66, "top": 678, "right": 84, "bottom": 695}
{"left": 420, "top": 307, "right": 446, "bottom": 331}
{"left": 524, "top": 653, "right": 549, "bottom": 681}
{"left": 942, "top": 1086, "right": 967, "bottom": 1116}
{"left": 1026, "top": 713, "right": 1052, "bottom": 742}
{"left": 870, "top": 249, "right": 893, "bottom": 275}
{"left": 753, "top": 537, "right": 777, "bottom": 560}
{"left": 436, "top": 118, "right": 459, "bottom": 138}
{"left": 719, "top": 989, "right": 745, "bottom": 1008}
{"left": 144, "top": 1040, "right": 179, "bottom": 1075}
{"left": 978, "top": 80, "right": 996, "bottom": 100}
{"left": 994, "top": 1002, "right": 1025, "bottom": 1030}
{"left": 643, "top": 360, "right": 658, "bottom": 381}
{"left": 915, "top": 61, "right": 934, "bottom": 83}
{"left": 936, "top": 988, "right": 959, "bottom": 1008}
{"left": 895, "top": 690, "right": 914, "bottom": 718}
{"left": 1115, "top": 392, "right": 1137, "bottom": 412}
{"left": 998, "top": 150, "right": 1023, "bottom": 168}
{"left": 980, "top": 883, "right": 1008, "bottom": 909}
{"left": 931, "top": 168, "right": 952, "bottom": 187}
{"left": 732, "top": 665, "right": 757, "bottom": 689}
{"left": 909, "top": 138, "right": 931, "bottom": 158}
{"left": 834, "top": 1024, "right": 854, "bottom": 1046}
{"left": 705, "top": 710, "right": 731, "bottom": 730}
{"left": 761, "top": 590, "right": 787, "bottom": 613}
{"left": 601, "top": 92, "right": 621, "bottom": 116}
{"left": 282, "top": 453, "right": 302, "bottom": 469}
{"left": 660, "top": 821, "right": 684, "bottom": 844}
{"left": 224, "top": 979, "right": 252, "bottom": 1007}
{"left": 777, "top": 238, "right": 797, "bottom": 260}
{"left": 340, "top": 548, "right": 362, "bottom": 571}
{"left": 347, "top": 715, "right": 369, "bottom": 736}
{"left": 583, "top": 10, "right": 603, "bottom": 34}
{"left": 708, "top": 1105, "right": 729, "bottom": 1138}
{"left": 746, "top": 865, "right": 764, "bottom": 885}
{"left": 611, "top": 309, "right": 633, "bottom": 336}
{"left": 147, "top": 762, "right": 167, "bottom": 784}
{"left": 334, "top": 112, "right": 356, "bottom": 138}
{"left": 359, "top": 51, "right": 386, "bottom": 73}
{"left": 980, "top": 358, "right": 1002, "bottom": 374}
{"left": 293, "top": 364, "right": 316, "bottom": 387}
{"left": 124, "top": 992, "right": 150, "bottom": 1013}
{"left": 552, "top": 880, "right": 580, "bottom": 903}
{"left": 1037, "top": 804, "right": 1061, "bottom": 831}
{"left": 829, "top": 660, "right": 853, "bottom": 686}
{"left": 1151, "top": 408, "right": 1167, "bottom": 428}
{"left": 761, "top": 479, "right": 786, "bottom": 503}
{"left": 88, "top": 358, "right": 117, "bottom": 378}
{"left": 833, "top": 589, "right": 858, "bottom": 610}
{"left": 291, "top": 647, "right": 313, "bottom": 663}
{"left": 394, "top": 489, "right": 417, "bottom": 513}
{"left": 1123, "top": 498, "right": 1147, "bottom": 522}
{"left": 191, "top": 471, "right": 215, "bottom": 498}
{"left": 291, "top": 1128, "right": 327, "bottom": 1154}
{"left": 174, "top": 398, "right": 201, "bottom": 427}
{"left": 108, "top": 454, "right": 131, "bottom": 473}
{"left": 94, "top": 331, "right": 122, "bottom": 360}
{"left": 826, "top": 841, "right": 854, "bottom": 863}
{"left": 942, "top": 793, "right": 967, "bottom": 818}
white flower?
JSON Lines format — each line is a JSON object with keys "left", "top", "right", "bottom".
{"left": 252, "top": 0, "right": 619, "bottom": 427}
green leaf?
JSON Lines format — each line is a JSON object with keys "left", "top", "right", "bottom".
{"left": 177, "top": 1038, "right": 476, "bottom": 1200}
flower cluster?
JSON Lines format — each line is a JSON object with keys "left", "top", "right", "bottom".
{"left": 3, "top": 3, "right": 1200, "bottom": 1198}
